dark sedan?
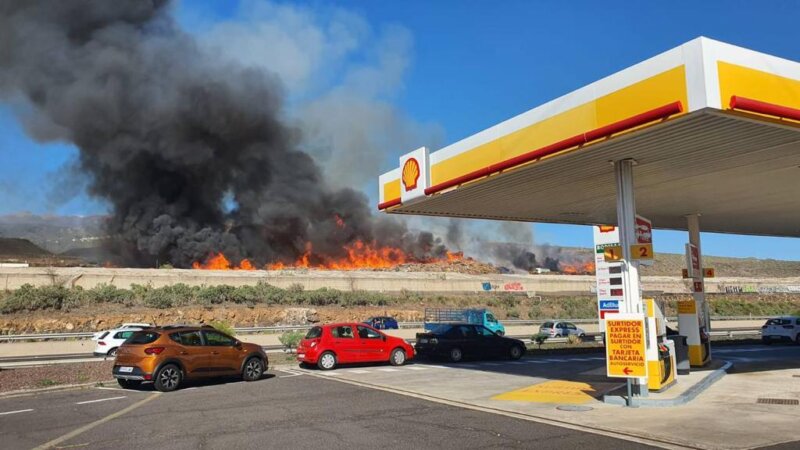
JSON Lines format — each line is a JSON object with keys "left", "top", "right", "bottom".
{"left": 414, "top": 323, "right": 526, "bottom": 362}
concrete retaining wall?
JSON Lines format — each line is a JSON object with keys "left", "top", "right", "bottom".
{"left": 2, "top": 267, "right": 800, "bottom": 295}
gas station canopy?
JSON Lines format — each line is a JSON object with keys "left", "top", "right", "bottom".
{"left": 378, "top": 37, "right": 800, "bottom": 237}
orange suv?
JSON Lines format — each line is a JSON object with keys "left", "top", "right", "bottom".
{"left": 113, "top": 325, "right": 268, "bottom": 392}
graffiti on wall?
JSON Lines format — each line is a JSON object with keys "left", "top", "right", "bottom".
{"left": 720, "top": 284, "right": 800, "bottom": 294}
{"left": 482, "top": 281, "right": 526, "bottom": 292}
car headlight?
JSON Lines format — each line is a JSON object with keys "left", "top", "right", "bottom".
{"left": 430, "top": 338, "right": 438, "bottom": 344}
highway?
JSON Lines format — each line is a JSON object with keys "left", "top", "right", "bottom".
{"left": 1, "top": 342, "right": 798, "bottom": 449}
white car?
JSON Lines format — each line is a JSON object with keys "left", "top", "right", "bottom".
{"left": 761, "top": 316, "right": 800, "bottom": 344}
{"left": 91, "top": 322, "right": 151, "bottom": 341}
{"left": 539, "top": 321, "right": 587, "bottom": 339}
{"left": 92, "top": 323, "right": 151, "bottom": 357}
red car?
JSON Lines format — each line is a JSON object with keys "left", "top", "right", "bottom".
{"left": 297, "top": 323, "right": 414, "bottom": 370}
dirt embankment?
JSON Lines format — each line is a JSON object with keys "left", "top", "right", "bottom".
{"left": 0, "top": 305, "right": 426, "bottom": 334}
{"left": 2, "top": 293, "right": 800, "bottom": 335}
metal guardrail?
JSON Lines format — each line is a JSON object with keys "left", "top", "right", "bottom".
{"left": 0, "top": 318, "right": 768, "bottom": 341}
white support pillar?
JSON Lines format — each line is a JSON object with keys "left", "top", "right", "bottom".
{"left": 614, "top": 159, "right": 646, "bottom": 396}
{"left": 687, "top": 215, "right": 710, "bottom": 331}
{"left": 686, "top": 214, "right": 711, "bottom": 366}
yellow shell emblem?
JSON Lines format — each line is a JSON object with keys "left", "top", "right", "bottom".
{"left": 402, "top": 158, "right": 420, "bottom": 192}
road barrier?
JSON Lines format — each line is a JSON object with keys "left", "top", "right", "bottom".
{"left": 0, "top": 317, "right": 769, "bottom": 341}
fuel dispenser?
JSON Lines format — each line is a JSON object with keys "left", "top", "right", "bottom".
{"left": 645, "top": 298, "right": 676, "bottom": 392}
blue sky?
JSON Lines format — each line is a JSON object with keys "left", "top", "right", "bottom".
{"left": 2, "top": 0, "right": 800, "bottom": 260}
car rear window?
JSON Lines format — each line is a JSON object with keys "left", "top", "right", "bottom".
{"left": 305, "top": 327, "right": 322, "bottom": 339}
{"left": 127, "top": 331, "right": 160, "bottom": 344}
{"left": 98, "top": 331, "right": 110, "bottom": 339}
{"left": 541, "top": 322, "right": 554, "bottom": 329}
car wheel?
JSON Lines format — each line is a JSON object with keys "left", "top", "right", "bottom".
{"left": 389, "top": 348, "right": 406, "bottom": 366}
{"left": 448, "top": 347, "right": 463, "bottom": 363}
{"left": 496, "top": 331, "right": 505, "bottom": 337}
{"left": 509, "top": 345, "right": 524, "bottom": 360}
{"left": 796, "top": 335, "right": 800, "bottom": 345}
{"left": 579, "top": 333, "right": 586, "bottom": 342}
{"left": 107, "top": 347, "right": 118, "bottom": 358}
{"left": 154, "top": 364, "right": 182, "bottom": 392}
{"left": 242, "top": 357, "right": 265, "bottom": 381}
{"left": 117, "top": 378, "right": 141, "bottom": 389}
{"left": 318, "top": 351, "right": 337, "bottom": 370}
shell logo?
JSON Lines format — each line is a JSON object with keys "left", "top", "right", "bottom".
{"left": 599, "top": 225, "right": 616, "bottom": 233}
{"left": 402, "top": 157, "right": 420, "bottom": 192}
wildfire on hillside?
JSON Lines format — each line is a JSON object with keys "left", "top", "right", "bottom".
{"left": 192, "top": 253, "right": 255, "bottom": 270}
{"left": 191, "top": 242, "right": 465, "bottom": 271}
{"left": 559, "top": 261, "right": 596, "bottom": 275}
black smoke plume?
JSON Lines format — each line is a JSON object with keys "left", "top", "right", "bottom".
{"left": 0, "top": 1, "right": 446, "bottom": 267}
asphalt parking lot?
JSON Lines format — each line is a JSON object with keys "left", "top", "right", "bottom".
{"left": 0, "top": 371, "right": 654, "bottom": 450}
{"left": 2, "top": 343, "right": 799, "bottom": 449}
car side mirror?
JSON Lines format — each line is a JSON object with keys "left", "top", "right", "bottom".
{"left": 234, "top": 341, "right": 242, "bottom": 349}
{"left": 382, "top": 335, "right": 387, "bottom": 341}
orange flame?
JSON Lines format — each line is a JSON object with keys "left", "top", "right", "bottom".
{"left": 558, "top": 260, "right": 595, "bottom": 275}
{"left": 192, "top": 241, "right": 466, "bottom": 271}
{"left": 192, "top": 252, "right": 256, "bottom": 270}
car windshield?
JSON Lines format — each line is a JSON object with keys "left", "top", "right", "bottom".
{"left": 127, "top": 331, "right": 160, "bottom": 344}
{"left": 305, "top": 326, "right": 322, "bottom": 339}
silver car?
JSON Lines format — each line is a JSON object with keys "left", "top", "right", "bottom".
{"left": 539, "top": 321, "right": 586, "bottom": 338}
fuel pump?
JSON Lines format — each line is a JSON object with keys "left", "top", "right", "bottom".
{"left": 645, "top": 298, "right": 677, "bottom": 391}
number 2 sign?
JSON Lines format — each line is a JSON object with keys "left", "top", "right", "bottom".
{"left": 629, "top": 243, "right": 654, "bottom": 261}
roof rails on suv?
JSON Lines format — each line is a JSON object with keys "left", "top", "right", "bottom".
{"left": 152, "top": 324, "right": 217, "bottom": 330}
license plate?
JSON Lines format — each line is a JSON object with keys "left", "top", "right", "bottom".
{"left": 419, "top": 338, "right": 428, "bottom": 344}
{"left": 297, "top": 354, "right": 305, "bottom": 358}
{"left": 119, "top": 366, "right": 133, "bottom": 373}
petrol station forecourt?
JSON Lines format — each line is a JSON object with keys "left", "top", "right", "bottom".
{"left": 378, "top": 36, "right": 800, "bottom": 399}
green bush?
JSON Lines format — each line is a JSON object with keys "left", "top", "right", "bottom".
{"left": 86, "top": 284, "right": 133, "bottom": 304}
{"left": 566, "top": 334, "right": 582, "bottom": 345}
{"left": 210, "top": 320, "right": 235, "bottom": 336}
{"left": 278, "top": 330, "right": 305, "bottom": 351}
{"left": 533, "top": 333, "right": 549, "bottom": 348}
{"left": 507, "top": 308, "right": 520, "bottom": 319}
{"left": 198, "top": 285, "right": 235, "bottom": 305}
{"left": 0, "top": 284, "right": 84, "bottom": 313}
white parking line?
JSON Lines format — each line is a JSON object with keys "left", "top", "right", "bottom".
{"left": 76, "top": 396, "right": 127, "bottom": 405}
{"left": 318, "top": 371, "right": 341, "bottom": 376}
{"left": 404, "top": 366, "right": 429, "bottom": 371}
{"left": 0, "top": 409, "right": 33, "bottom": 416}
{"left": 348, "top": 370, "right": 371, "bottom": 374}
{"left": 376, "top": 368, "right": 400, "bottom": 373}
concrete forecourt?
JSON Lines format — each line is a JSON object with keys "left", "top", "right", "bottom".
{"left": 377, "top": 35, "right": 800, "bottom": 445}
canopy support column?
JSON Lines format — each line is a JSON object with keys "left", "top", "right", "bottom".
{"left": 614, "top": 159, "right": 647, "bottom": 399}
{"left": 685, "top": 214, "right": 712, "bottom": 366}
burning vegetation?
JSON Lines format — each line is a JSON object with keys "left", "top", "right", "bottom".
{"left": 0, "top": 1, "right": 595, "bottom": 276}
